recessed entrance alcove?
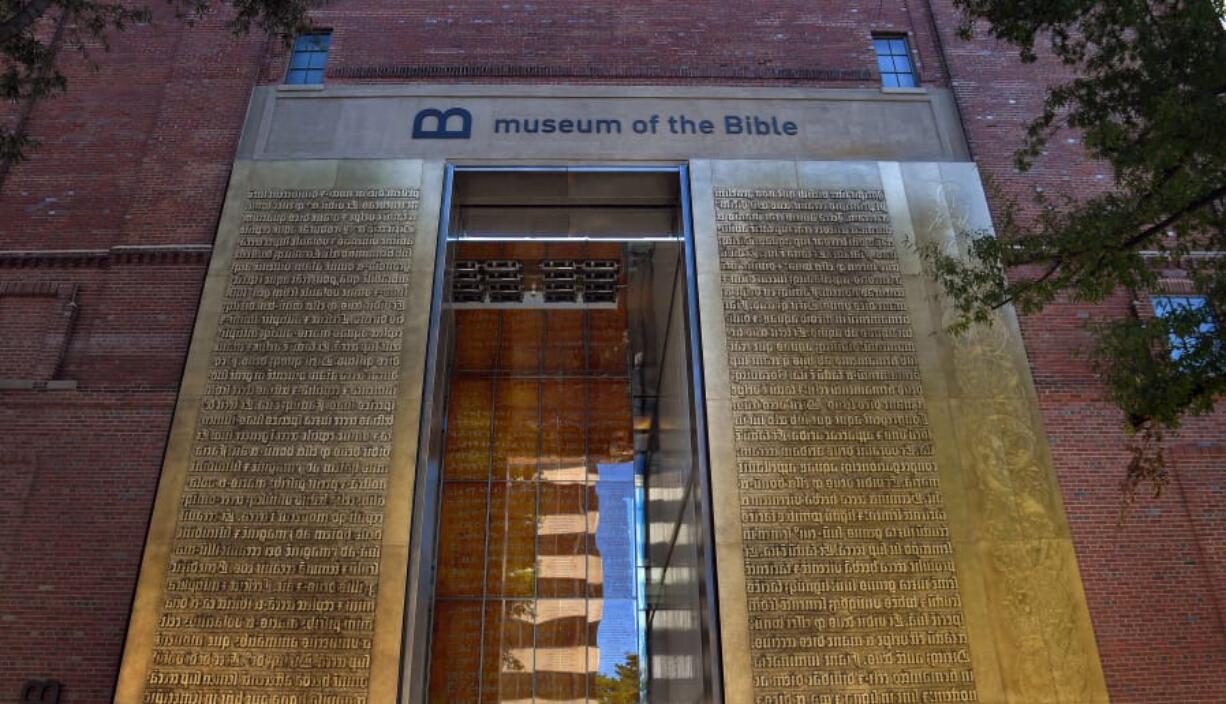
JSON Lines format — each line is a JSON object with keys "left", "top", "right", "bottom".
{"left": 402, "top": 167, "right": 721, "bottom": 703}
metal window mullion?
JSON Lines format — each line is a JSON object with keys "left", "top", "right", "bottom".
{"left": 616, "top": 261, "right": 648, "bottom": 704}
{"left": 476, "top": 309, "right": 504, "bottom": 703}
{"left": 680, "top": 163, "right": 724, "bottom": 703}
{"left": 581, "top": 302, "right": 593, "bottom": 704}
{"left": 531, "top": 309, "right": 545, "bottom": 704}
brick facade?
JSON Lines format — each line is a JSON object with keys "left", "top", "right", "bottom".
{"left": 1, "top": 2, "right": 1222, "bottom": 701}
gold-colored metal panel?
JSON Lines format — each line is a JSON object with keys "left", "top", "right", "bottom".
{"left": 368, "top": 159, "right": 443, "bottom": 704}
{"left": 795, "top": 160, "right": 882, "bottom": 192}
{"left": 710, "top": 159, "right": 799, "bottom": 191}
{"left": 899, "top": 162, "right": 1107, "bottom": 703}
{"left": 693, "top": 159, "right": 1108, "bottom": 704}
{"left": 116, "top": 159, "right": 436, "bottom": 704}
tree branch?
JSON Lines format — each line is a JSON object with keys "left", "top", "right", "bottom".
{"left": 991, "top": 256, "right": 1063, "bottom": 310}
{"left": 1116, "top": 181, "right": 1226, "bottom": 252}
{"left": 989, "top": 180, "right": 1226, "bottom": 311}
{"left": 0, "top": 0, "right": 56, "bottom": 45}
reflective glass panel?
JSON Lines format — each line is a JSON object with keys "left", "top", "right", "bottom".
{"left": 420, "top": 171, "right": 716, "bottom": 703}
{"left": 285, "top": 32, "right": 330, "bottom": 85}
{"left": 873, "top": 34, "right": 918, "bottom": 88}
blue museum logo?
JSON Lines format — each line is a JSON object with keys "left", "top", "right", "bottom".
{"left": 412, "top": 108, "right": 473, "bottom": 139}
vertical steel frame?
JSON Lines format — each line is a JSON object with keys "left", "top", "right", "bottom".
{"left": 679, "top": 164, "right": 725, "bottom": 704}
{"left": 399, "top": 164, "right": 456, "bottom": 704}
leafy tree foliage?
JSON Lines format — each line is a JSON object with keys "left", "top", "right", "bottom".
{"left": 922, "top": 0, "right": 1226, "bottom": 497}
{"left": 590, "top": 653, "right": 642, "bottom": 704}
{"left": 0, "top": 0, "right": 314, "bottom": 163}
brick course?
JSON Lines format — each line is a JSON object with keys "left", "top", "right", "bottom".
{"left": 0, "top": 1, "right": 1222, "bottom": 701}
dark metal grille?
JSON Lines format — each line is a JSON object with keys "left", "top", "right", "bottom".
{"left": 452, "top": 259, "right": 621, "bottom": 307}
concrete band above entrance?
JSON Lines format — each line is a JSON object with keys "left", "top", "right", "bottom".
{"left": 237, "top": 84, "right": 970, "bottom": 163}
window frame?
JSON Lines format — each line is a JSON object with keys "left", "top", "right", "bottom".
{"left": 872, "top": 33, "right": 919, "bottom": 89}
{"left": 1151, "top": 294, "right": 1218, "bottom": 361}
{"left": 284, "top": 31, "right": 332, "bottom": 86}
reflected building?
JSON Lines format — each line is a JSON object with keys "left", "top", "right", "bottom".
{"left": 428, "top": 240, "right": 656, "bottom": 702}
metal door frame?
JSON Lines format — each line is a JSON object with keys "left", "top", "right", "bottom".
{"left": 399, "top": 164, "right": 723, "bottom": 704}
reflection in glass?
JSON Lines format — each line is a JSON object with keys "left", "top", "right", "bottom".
{"left": 427, "top": 230, "right": 710, "bottom": 701}
{"left": 430, "top": 242, "right": 640, "bottom": 702}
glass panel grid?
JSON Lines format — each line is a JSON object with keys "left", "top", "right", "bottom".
{"left": 285, "top": 32, "right": 330, "bottom": 85}
{"left": 414, "top": 170, "right": 716, "bottom": 703}
{"left": 431, "top": 242, "right": 641, "bottom": 703}
{"left": 873, "top": 34, "right": 918, "bottom": 87}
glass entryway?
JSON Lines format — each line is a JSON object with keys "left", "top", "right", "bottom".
{"left": 403, "top": 168, "right": 719, "bottom": 703}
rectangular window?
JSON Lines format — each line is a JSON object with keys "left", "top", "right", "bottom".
{"left": 1152, "top": 295, "right": 1217, "bottom": 360}
{"left": 873, "top": 35, "right": 917, "bottom": 88}
{"left": 285, "top": 32, "right": 331, "bottom": 85}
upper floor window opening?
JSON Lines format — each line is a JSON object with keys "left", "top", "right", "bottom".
{"left": 1152, "top": 295, "right": 1219, "bottom": 361}
{"left": 873, "top": 34, "right": 918, "bottom": 88}
{"left": 285, "top": 32, "right": 332, "bottom": 85}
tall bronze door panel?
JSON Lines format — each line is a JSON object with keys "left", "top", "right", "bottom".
{"left": 110, "top": 159, "right": 1105, "bottom": 704}
{"left": 115, "top": 160, "right": 444, "bottom": 704}
{"left": 690, "top": 159, "right": 1109, "bottom": 704}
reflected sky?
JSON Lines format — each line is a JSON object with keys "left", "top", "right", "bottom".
{"left": 593, "top": 461, "right": 644, "bottom": 677}
{"left": 429, "top": 241, "right": 655, "bottom": 701}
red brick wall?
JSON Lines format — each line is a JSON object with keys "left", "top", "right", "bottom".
{"left": 0, "top": 387, "right": 179, "bottom": 703}
{"left": 257, "top": 0, "right": 949, "bottom": 87}
{"left": 0, "top": 290, "right": 61, "bottom": 379}
{"left": 0, "top": 261, "right": 209, "bottom": 703}
{"left": 0, "top": 6, "right": 263, "bottom": 700}
{"left": 1, "top": 2, "right": 1223, "bottom": 702}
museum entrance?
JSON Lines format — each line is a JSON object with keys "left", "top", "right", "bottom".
{"left": 403, "top": 168, "right": 720, "bottom": 703}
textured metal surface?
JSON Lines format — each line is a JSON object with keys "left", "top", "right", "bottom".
{"left": 115, "top": 159, "right": 441, "bottom": 704}
{"left": 691, "top": 159, "right": 1109, "bottom": 704}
